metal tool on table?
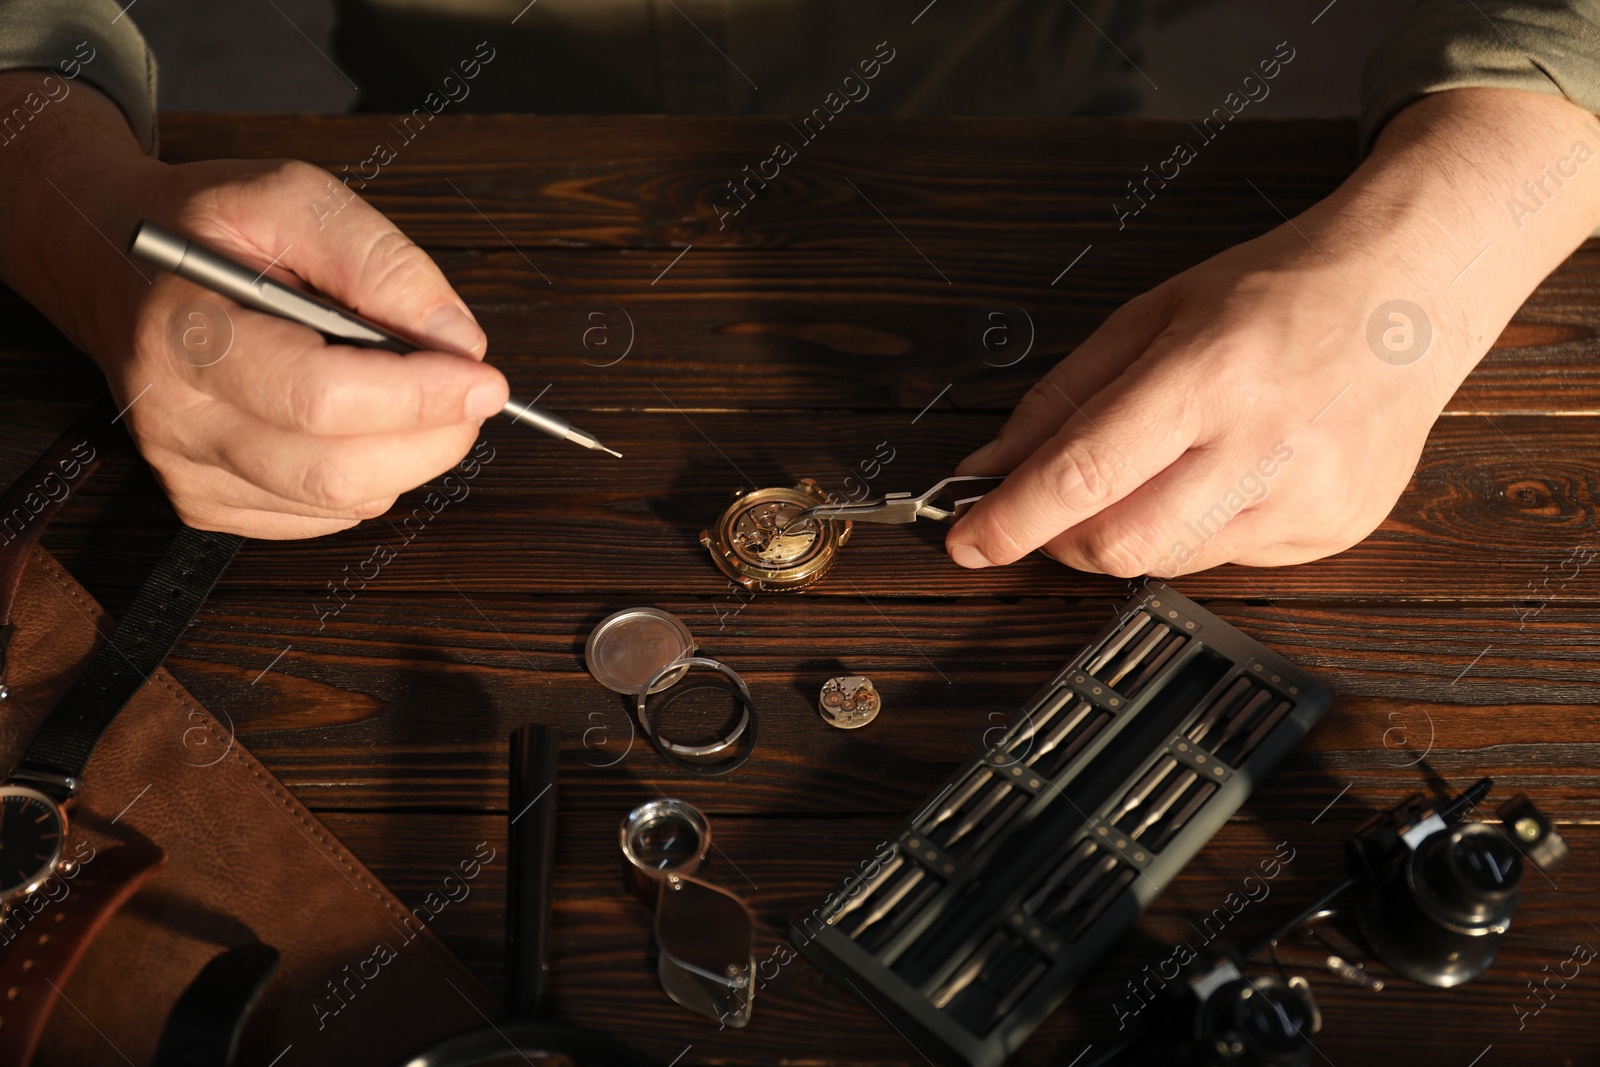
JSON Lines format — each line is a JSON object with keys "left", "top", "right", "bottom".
{"left": 1342, "top": 780, "right": 1567, "bottom": 988}
{"left": 620, "top": 798, "right": 756, "bottom": 1027}
{"left": 583, "top": 608, "right": 760, "bottom": 775}
{"left": 789, "top": 475, "right": 1006, "bottom": 527}
{"left": 1085, "top": 778, "right": 1573, "bottom": 1067}
{"left": 400, "top": 725, "right": 652, "bottom": 1067}
{"left": 793, "top": 584, "right": 1332, "bottom": 1067}
{"left": 129, "top": 220, "right": 622, "bottom": 458}
{"left": 828, "top": 617, "right": 1191, "bottom": 940}
{"left": 1080, "top": 946, "right": 1324, "bottom": 1067}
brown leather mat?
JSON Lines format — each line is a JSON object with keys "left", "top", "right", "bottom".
{"left": 2, "top": 547, "right": 497, "bottom": 1067}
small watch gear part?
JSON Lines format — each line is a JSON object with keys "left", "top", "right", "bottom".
{"left": 819, "top": 675, "right": 881, "bottom": 729}
{"left": 700, "top": 479, "right": 852, "bottom": 593}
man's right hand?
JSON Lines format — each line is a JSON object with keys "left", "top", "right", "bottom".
{"left": 0, "top": 73, "right": 508, "bottom": 539}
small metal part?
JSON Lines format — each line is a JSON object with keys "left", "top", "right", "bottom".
{"left": 1326, "top": 954, "right": 1385, "bottom": 991}
{"left": 851, "top": 868, "right": 926, "bottom": 938}
{"left": 1104, "top": 625, "right": 1168, "bottom": 688}
{"left": 637, "top": 656, "right": 752, "bottom": 757}
{"left": 701, "top": 480, "right": 852, "bottom": 593}
{"left": 921, "top": 772, "right": 993, "bottom": 833}
{"left": 1129, "top": 769, "right": 1201, "bottom": 840}
{"left": 1023, "top": 840, "right": 1099, "bottom": 912}
{"left": 930, "top": 854, "right": 1131, "bottom": 1009}
{"left": 819, "top": 675, "right": 881, "bottom": 729}
{"left": 585, "top": 607, "right": 697, "bottom": 695}
{"left": 944, "top": 779, "right": 1014, "bottom": 847}
{"left": 1086, "top": 611, "right": 1152, "bottom": 674}
{"left": 502, "top": 396, "right": 623, "bottom": 457}
{"left": 620, "top": 798, "right": 711, "bottom": 905}
{"left": 619, "top": 799, "right": 756, "bottom": 1027}
{"left": 1186, "top": 677, "right": 1253, "bottom": 747}
{"left": 939, "top": 700, "right": 1094, "bottom": 853}
{"left": 931, "top": 930, "right": 1007, "bottom": 1008}
{"left": 826, "top": 853, "right": 905, "bottom": 926}
{"left": 793, "top": 474, "right": 1005, "bottom": 525}
{"left": 1495, "top": 793, "right": 1570, "bottom": 872}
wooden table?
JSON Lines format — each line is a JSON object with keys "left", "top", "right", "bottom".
{"left": 4, "top": 113, "right": 1599, "bottom": 1066}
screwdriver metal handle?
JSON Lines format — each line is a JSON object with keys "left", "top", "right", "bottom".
{"left": 130, "top": 220, "right": 622, "bottom": 457}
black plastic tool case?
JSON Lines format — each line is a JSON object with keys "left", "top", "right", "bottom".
{"left": 792, "top": 583, "right": 1330, "bottom": 1067}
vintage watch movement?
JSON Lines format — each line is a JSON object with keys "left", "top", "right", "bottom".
{"left": 700, "top": 479, "right": 852, "bottom": 593}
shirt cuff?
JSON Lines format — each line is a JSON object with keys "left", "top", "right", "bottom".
{"left": 1361, "top": 0, "right": 1600, "bottom": 155}
{"left": 0, "top": 0, "right": 159, "bottom": 155}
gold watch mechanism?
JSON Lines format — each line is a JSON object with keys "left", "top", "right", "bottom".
{"left": 818, "top": 675, "right": 880, "bottom": 729}
{"left": 700, "top": 479, "right": 851, "bottom": 593}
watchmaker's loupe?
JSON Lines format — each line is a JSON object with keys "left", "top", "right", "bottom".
{"left": 619, "top": 798, "right": 710, "bottom": 903}
{"left": 620, "top": 799, "right": 755, "bottom": 1028}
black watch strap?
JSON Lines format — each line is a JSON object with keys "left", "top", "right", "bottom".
{"left": 16, "top": 526, "right": 244, "bottom": 793}
{"left": 152, "top": 942, "right": 280, "bottom": 1067}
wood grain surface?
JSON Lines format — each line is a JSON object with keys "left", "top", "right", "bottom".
{"left": 3, "top": 113, "right": 1598, "bottom": 1067}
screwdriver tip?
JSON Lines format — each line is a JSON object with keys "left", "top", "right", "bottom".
{"left": 565, "top": 428, "right": 623, "bottom": 457}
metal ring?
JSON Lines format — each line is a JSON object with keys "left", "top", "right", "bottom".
{"left": 636, "top": 657, "right": 751, "bottom": 757}
{"left": 620, "top": 798, "right": 710, "bottom": 877}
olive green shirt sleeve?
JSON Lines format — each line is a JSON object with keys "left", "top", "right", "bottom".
{"left": 1362, "top": 0, "right": 1600, "bottom": 154}
{"left": 0, "top": 0, "right": 159, "bottom": 154}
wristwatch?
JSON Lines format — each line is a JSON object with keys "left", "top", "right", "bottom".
{"left": 0, "top": 522, "right": 242, "bottom": 1064}
{"left": 3, "top": 524, "right": 241, "bottom": 889}
{"left": 0, "top": 839, "right": 167, "bottom": 1066}
{"left": 700, "top": 479, "right": 852, "bottom": 593}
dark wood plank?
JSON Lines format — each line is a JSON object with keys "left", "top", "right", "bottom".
{"left": 5, "top": 112, "right": 1599, "bottom": 1066}
{"left": 6, "top": 245, "right": 1600, "bottom": 415}
{"left": 7, "top": 114, "right": 1599, "bottom": 415}
{"left": 14, "top": 408, "right": 1598, "bottom": 603}
{"left": 153, "top": 116, "right": 1358, "bottom": 251}
{"left": 324, "top": 810, "right": 1600, "bottom": 1066}
{"left": 152, "top": 592, "right": 1600, "bottom": 814}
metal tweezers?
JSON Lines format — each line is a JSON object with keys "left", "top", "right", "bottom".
{"left": 793, "top": 475, "right": 1006, "bottom": 525}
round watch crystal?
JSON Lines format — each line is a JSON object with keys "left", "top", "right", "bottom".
{"left": 0, "top": 785, "right": 66, "bottom": 900}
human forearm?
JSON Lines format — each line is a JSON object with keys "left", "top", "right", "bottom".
{"left": 0, "top": 70, "right": 157, "bottom": 360}
{"left": 946, "top": 86, "right": 1600, "bottom": 577}
{"left": 1292, "top": 87, "right": 1600, "bottom": 403}
{"left": 0, "top": 69, "right": 506, "bottom": 539}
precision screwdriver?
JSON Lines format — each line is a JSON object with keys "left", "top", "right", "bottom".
{"left": 129, "top": 220, "right": 622, "bottom": 458}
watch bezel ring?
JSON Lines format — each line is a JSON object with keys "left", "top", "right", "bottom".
{"left": 0, "top": 784, "right": 68, "bottom": 904}
{"left": 636, "top": 656, "right": 752, "bottom": 757}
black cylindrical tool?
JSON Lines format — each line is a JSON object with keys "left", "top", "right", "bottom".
{"left": 396, "top": 726, "right": 652, "bottom": 1067}
{"left": 507, "top": 723, "right": 559, "bottom": 1017}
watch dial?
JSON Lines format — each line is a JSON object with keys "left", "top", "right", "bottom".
{"left": 0, "top": 790, "right": 64, "bottom": 896}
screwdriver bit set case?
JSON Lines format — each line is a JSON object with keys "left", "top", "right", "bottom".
{"left": 792, "top": 584, "right": 1330, "bottom": 1067}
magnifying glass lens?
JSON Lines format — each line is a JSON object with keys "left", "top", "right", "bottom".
{"left": 632, "top": 814, "right": 702, "bottom": 871}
